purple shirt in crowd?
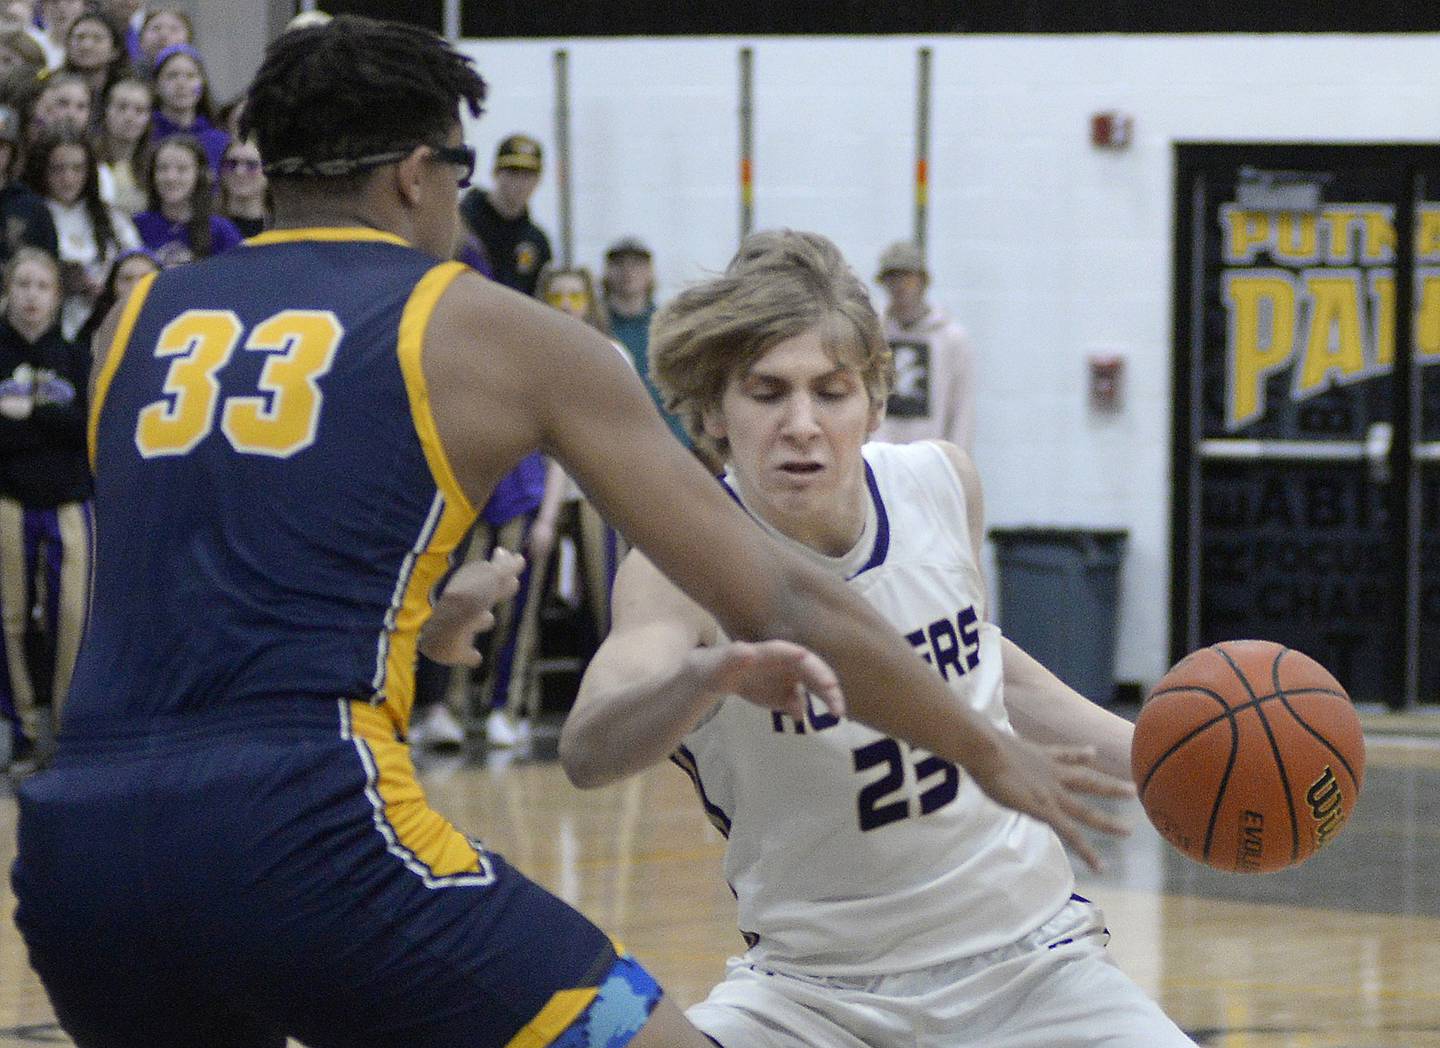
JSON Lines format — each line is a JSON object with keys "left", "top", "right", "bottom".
{"left": 133, "top": 211, "right": 244, "bottom": 268}
{"left": 481, "top": 452, "right": 548, "bottom": 526}
{"left": 150, "top": 112, "right": 231, "bottom": 179}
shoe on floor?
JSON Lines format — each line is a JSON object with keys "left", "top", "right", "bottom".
{"left": 485, "top": 709, "right": 530, "bottom": 749}
{"left": 410, "top": 703, "right": 466, "bottom": 750}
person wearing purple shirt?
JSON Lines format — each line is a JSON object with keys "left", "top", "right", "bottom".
{"left": 149, "top": 43, "right": 228, "bottom": 177}
{"left": 132, "top": 135, "right": 241, "bottom": 267}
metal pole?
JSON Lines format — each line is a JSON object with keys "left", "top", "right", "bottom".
{"left": 443, "top": 0, "right": 460, "bottom": 40}
{"left": 738, "top": 47, "right": 754, "bottom": 242}
{"left": 1394, "top": 168, "right": 1420, "bottom": 708}
{"left": 553, "top": 49, "right": 573, "bottom": 269}
{"left": 914, "top": 47, "right": 932, "bottom": 256}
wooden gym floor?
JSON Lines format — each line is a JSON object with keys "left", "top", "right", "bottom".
{"left": 1, "top": 711, "right": 1437, "bottom": 1047}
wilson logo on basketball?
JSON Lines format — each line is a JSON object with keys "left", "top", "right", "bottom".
{"left": 1306, "top": 766, "right": 1346, "bottom": 848}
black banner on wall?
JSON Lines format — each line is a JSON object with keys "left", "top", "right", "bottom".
{"left": 1173, "top": 144, "right": 1440, "bottom": 707}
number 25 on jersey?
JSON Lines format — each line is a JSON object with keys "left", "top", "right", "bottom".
{"left": 135, "top": 308, "right": 343, "bottom": 459}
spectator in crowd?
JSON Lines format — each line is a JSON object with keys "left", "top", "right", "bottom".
{"left": 217, "top": 135, "right": 266, "bottom": 238}
{"left": 135, "top": 6, "right": 189, "bottom": 70}
{"left": 61, "top": 10, "right": 127, "bottom": 109}
{"left": 94, "top": 75, "right": 150, "bottom": 213}
{"left": 150, "top": 43, "right": 227, "bottom": 177}
{"left": 0, "top": 28, "right": 46, "bottom": 90}
{"left": 601, "top": 235, "right": 690, "bottom": 447}
{"left": 0, "top": 246, "right": 91, "bottom": 777}
{"left": 133, "top": 134, "right": 240, "bottom": 267}
{"left": 99, "top": 0, "right": 147, "bottom": 66}
{"left": 25, "top": 128, "right": 139, "bottom": 337}
{"left": 0, "top": 104, "right": 58, "bottom": 266}
{"left": 408, "top": 439, "right": 564, "bottom": 753}
{"left": 27, "top": 0, "right": 85, "bottom": 71}
{"left": 872, "top": 240, "right": 977, "bottom": 452}
{"left": 72, "top": 244, "right": 154, "bottom": 348}
{"left": 536, "top": 264, "right": 624, "bottom": 633}
{"left": 459, "top": 133, "right": 551, "bottom": 296}
{"left": 540, "top": 263, "right": 611, "bottom": 336}
{"left": 413, "top": 263, "right": 612, "bottom": 752}
{"left": 414, "top": 133, "right": 552, "bottom": 749}
{"left": 26, "top": 72, "right": 89, "bottom": 141}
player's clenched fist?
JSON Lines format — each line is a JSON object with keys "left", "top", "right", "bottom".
{"left": 684, "top": 640, "right": 846, "bottom": 723}
{"left": 419, "top": 548, "right": 526, "bottom": 667}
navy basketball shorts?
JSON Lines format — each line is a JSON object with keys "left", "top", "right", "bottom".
{"left": 11, "top": 698, "right": 662, "bottom": 1047}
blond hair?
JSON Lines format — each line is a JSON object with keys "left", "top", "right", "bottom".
{"left": 536, "top": 263, "right": 612, "bottom": 337}
{"left": 649, "top": 229, "right": 893, "bottom": 462}
{"left": 3, "top": 245, "right": 61, "bottom": 329}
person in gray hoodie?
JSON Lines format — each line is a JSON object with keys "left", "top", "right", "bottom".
{"left": 873, "top": 240, "right": 976, "bottom": 453}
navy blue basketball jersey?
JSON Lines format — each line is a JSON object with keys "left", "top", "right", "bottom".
{"left": 67, "top": 228, "right": 477, "bottom": 735}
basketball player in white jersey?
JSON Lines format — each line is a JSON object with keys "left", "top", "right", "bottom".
{"left": 563, "top": 231, "right": 1195, "bottom": 1047}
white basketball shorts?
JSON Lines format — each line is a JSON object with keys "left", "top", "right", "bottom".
{"left": 687, "top": 895, "right": 1195, "bottom": 1048}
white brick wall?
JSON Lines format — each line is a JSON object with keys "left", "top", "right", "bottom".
{"left": 458, "top": 33, "right": 1440, "bottom": 686}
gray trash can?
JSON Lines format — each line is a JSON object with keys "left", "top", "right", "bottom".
{"left": 989, "top": 527, "right": 1127, "bottom": 705}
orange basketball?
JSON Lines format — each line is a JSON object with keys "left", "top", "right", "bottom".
{"left": 1131, "top": 639, "right": 1365, "bottom": 874}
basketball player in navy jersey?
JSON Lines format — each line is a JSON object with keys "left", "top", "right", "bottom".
{"left": 566, "top": 231, "right": 1194, "bottom": 1047}
{"left": 12, "top": 17, "right": 1132, "bottom": 1048}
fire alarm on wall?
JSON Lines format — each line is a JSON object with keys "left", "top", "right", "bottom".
{"left": 1088, "top": 353, "right": 1125, "bottom": 411}
{"left": 1090, "top": 111, "right": 1134, "bottom": 149}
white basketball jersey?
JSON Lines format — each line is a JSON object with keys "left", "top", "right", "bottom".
{"left": 675, "top": 441, "right": 1073, "bottom": 977}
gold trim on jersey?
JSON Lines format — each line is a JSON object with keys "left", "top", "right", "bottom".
{"left": 342, "top": 699, "right": 496, "bottom": 885}
{"left": 396, "top": 260, "right": 475, "bottom": 519}
{"left": 502, "top": 987, "right": 602, "bottom": 1048}
{"left": 243, "top": 227, "right": 411, "bottom": 247}
{"left": 374, "top": 260, "right": 476, "bottom": 730}
{"left": 87, "top": 270, "right": 158, "bottom": 471}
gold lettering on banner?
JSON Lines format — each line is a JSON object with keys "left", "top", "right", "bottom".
{"left": 1296, "top": 270, "right": 1367, "bottom": 396}
{"left": 1419, "top": 208, "right": 1440, "bottom": 262}
{"left": 1225, "top": 209, "right": 1273, "bottom": 264}
{"left": 1219, "top": 203, "right": 1440, "bottom": 431}
{"left": 1274, "top": 213, "right": 1319, "bottom": 264}
{"left": 1418, "top": 271, "right": 1440, "bottom": 361}
{"left": 1224, "top": 271, "right": 1297, "bottom": 431}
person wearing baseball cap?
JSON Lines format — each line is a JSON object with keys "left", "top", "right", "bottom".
{"left": 416, "top": 129, "right": 556, "bottom": 749}
{"left": 0, "top": 104, "right": 59, "bottom": 267}
{"left": 873, "top": 239, "right": 977, "bottom": 452}
{"left": 456, "top": 131, "right": 552, "bottom": 296}
{"left": 600, "top": 235, "right": 688, "bottom": 449}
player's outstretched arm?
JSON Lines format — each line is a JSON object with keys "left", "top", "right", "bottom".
{"left": 425, "top": 274, "right": 1131, "bottom": 867}
{"left": 930, "top": 439, "right": 1138, "bottom": 786}
{"left": 562, "top": 549, "right": 844, "bottom": 789}
{"left": 930, "top": 438, "right": 1134, "bottom": 856}
{"left": 1000, "top": 637, "right": 1135, "bottom": 783}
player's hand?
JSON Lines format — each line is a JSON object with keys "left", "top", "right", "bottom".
{"left": 526, "top": 514, "right": 556, "bottom": 566}
{"left": 974, "top": 736, "right": 1134, "bottom": 872}
{"left": 418, "top": 548, "right": 525, "bottom": 667}
{"left": 682, "top": 640, "right": 845, "bottom": 723}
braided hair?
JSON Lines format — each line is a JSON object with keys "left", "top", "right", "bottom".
{"left": 241, "top": 15, "right": 486, "bottom": 184}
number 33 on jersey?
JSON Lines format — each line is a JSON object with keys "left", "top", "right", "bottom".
{"left": 134, "top": 308, "right": 343, "bottom": 459}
